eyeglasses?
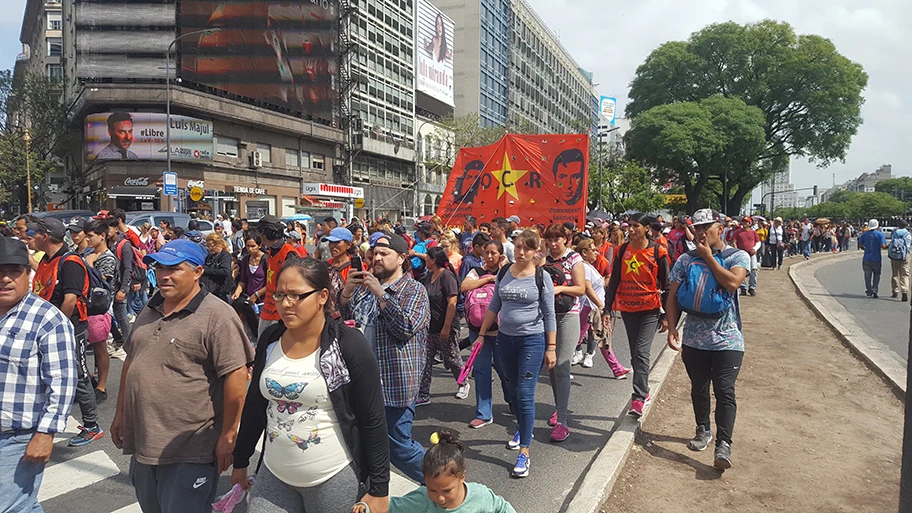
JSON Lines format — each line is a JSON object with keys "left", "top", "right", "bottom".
{"left": 272, "top": 289, "right": 320, "bottom": 303}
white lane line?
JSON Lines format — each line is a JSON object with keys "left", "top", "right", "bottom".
{"left": 52, "top": 416, "right": 82, "bottom": 445}
{"left": 111, "top": 503, "right": 143, "bottom": 513}
{"left": 38, "top": 450, "right": 120, "bottom": 502}
{"left": 390, "top": 471, "right": 420, "bottom": 497}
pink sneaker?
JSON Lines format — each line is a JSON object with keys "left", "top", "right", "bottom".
{"left": 628, "top": 394, "right": 652, "bottom": 417}
{"left": 550, "top": 422, "right": 570, "bottom": 442}
{"left": 548, "top": 410, "right": 558, "bottom": 427}
{"left": 613, "top": 368, "right": 632, "bottom": 380}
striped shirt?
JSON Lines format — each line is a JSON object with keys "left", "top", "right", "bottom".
{"left": 340, "top": 273, "right": 430, "bottom": 408}
{"left": 0, "top": 292, "right": 77, "bottom": 434}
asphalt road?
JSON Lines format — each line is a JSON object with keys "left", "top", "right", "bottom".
{"left": 813, "top": 253, "right": 909, "bottom": 361}
{"left": 39, "top": 319, "right": 668, "bottom": 513}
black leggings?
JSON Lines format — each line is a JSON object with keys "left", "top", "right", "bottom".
{"left": 770, "top": 245, "right": 784, "bottom": 268}
{"left": 681, "top": 345, "right": 743, "bottom": 446}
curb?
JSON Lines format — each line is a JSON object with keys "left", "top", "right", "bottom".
{"left": 563, "top": 344, "right": 679, "bottom": 513}
{"left": 789, "top": 253, "right": 907, "bottom": 397}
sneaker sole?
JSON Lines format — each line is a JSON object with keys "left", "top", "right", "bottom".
{"left": 687, "top": 436, "right": 712, "bottom": 452}
{"left": 512, "top": 468, "right": 530, "bottom": 478}
{"left": 550, "top": 433, "right": 570, "bottom": 442}
{"left": 469, "top": 418, "right": 493, "bottom": 429}
{"left": 69, "top": 431, "right": 105, "bottom": 447}
{"left": 713, "top": 457, "right": 732, "bottom": 469}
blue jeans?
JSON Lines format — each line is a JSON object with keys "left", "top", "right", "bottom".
{"left": 0, "top": 431, "right": 46, "bottom": 513}
{"left": 469, "top": 330, "right": 511, "bottom": 421}
{"left": 497, "top": 332, "right": 545, "bottom": 448}
{"left": 128, "top": 284, "right": 148, "bottom": 315}
{"left": 385, "top": 402, "right": 426, "bottom": 484}
{"left": 112, "top": 299, "right": 131, "bottom": 341}
{"left": 801, "top": 240, "right": 811, "bottom": 258}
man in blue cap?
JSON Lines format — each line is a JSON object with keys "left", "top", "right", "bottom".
{"left": 111, "top": 240, "right": 254, "bottom": 513}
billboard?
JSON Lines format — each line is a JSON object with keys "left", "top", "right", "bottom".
{"left": 85, "top": 113, "right": 214, "bottom": 162}
{"left": 416, "top": 0, "right": 454, "bottom": 106}
{"left": 436, "top": 134, "right": 589, "bottom": 227}
{"left": 179, "top": 0, "right": 340, "bottom": 124}
{"left": 599, "top": 96, "right": 617, "bottom": 125}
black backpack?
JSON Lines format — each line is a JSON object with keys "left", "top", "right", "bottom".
{"left": 57, "top": 253, "right": 112, "bottom": 316}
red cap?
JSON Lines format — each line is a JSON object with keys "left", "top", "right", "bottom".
{"left": 93, "top": 210, "right": 111, "bottom": 220}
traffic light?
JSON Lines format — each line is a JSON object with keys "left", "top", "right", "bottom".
{"left": 813, "top": 185, "right": 818, "bottom": 196}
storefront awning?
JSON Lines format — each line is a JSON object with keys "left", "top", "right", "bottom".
{"left": 108, "top": 186, "right": 160, "bottom": 199}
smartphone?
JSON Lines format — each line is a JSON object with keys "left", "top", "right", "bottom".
{"left": 351, "top": 255, "right": 364, "bottom": 272}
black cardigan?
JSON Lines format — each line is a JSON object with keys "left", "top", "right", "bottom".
{"left": 233, "top": 317, "right": 391, "bottom": 497}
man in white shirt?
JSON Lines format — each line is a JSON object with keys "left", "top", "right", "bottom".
{"left": 490, "top": 217, "right": 515, "bottom": 263}
{"left": 800, "top": 219, "right": 814, "bottom": 260}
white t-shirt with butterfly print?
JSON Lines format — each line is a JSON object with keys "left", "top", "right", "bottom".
{"left": 261, "top": 337, "right": 353, "bottom": 487}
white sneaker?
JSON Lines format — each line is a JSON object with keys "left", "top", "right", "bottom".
{"left": 582, "top": 352, "right": 594, "bottom": 368}
{"left": 570, "top": 349, "right": 584, "bottom": 366}
{"left": 455, "top": 382, "right": 471, "bottom": 400}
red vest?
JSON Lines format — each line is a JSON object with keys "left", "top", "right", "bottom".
{"left": 34, "top": 253, "right": 89, "bottom": 322}
{"left": 260, "top": 244, "right": 298, "bottom": 321}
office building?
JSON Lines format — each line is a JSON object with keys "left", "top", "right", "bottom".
{"left": 435, "top": 0, "right": 596, "bottom": 132}
{"left": 13, "top": 0, "right": 358, "bottom": 220}
{"left": 845, "top": 164, "right": 892, "bottom": 193}
{"left": 761, "top": 166, "right": 798, "bottom": 212}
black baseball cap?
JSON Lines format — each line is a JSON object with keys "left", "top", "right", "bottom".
{"left": 0, "top": 237, "right": 30, "bottom": 266}
{"left": 259, "top": 214, "right": 282, "bottom": 226}
{"left": 371, "top": 233, "right": 409, "bottom": 254}
{"left": 67, "top": 217, "right": 87, "bottom": 232}
{"left": 27, "top": 218, "right": 67, "bottom": 240}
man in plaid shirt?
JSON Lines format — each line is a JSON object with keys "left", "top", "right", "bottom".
{"left": 339, "top": 232, "right": 430, "bottom": 484}
{"left": 0, "top": 237, "right": 77, "bottom": 512}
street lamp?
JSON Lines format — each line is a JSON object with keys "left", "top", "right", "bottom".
{"left": 165, "top": 28, "right": 222, "bottom": 177}
{"left": 23, "top": 129, "right": 32, "bottom": 213}
{"left": 598, "top": 126, "right": 621, "bottom": 211}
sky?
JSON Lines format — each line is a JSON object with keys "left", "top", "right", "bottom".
{"left": 1, "top": 0, "right": 906, "bottom": 204}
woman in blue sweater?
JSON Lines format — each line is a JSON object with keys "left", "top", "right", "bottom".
{"left": 473, "top": 230, "right": 556, "bottom": 478}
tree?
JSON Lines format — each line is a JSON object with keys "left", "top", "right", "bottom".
{"left": 587, "top": 159, "right": 665, "bottom": 215}
{"left": 0, "top": 70, "right": 80, "bottom": 208}
{"left": 806, "top": 190, "right": 905, "bottom": 220}
{"left": 627, "top": 20, "right": 868, "bottom": 213}
{"left": 624, "top": 96, "right": 767, "bottom": 214}
{"left": 875, "top": 177, "right": 912, "bottom": 204}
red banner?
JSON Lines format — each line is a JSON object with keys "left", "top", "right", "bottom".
{"left": 436, "top": 134, "right": 589, "bottom": 228}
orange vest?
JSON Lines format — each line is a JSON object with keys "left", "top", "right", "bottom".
{"left": 612, "top": 243, "right": 666, "bottom": 312}
{"left": 34, "top": 253, "right": 89, "bottom": 322}
{"left": 260, "top": 244, "right": 298, "bottom": 321}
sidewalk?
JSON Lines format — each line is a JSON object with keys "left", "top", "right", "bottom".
{"left": 601, "top": 254, "right": 903, "bottom": 513}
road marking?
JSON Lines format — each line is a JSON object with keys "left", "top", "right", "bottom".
{"left": 52, "top": 416, "right": 81, "bottom": 445}
{"left": 38, "top": 450, "right": 120, "bottom": 502}
{"left": 111, "top": 504, "right": 142, "bottom": 513}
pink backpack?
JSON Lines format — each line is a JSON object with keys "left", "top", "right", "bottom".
{"left": 465, "top": 267, "right": 496, "bottom": 332}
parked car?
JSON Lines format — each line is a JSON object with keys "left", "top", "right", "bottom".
{"left": 125, "top": 212, "right": 214, "bottom": 236}
{"left": 34, "top": 210, "right": 96, "bottom": 225}
{"left": 882, "top": 226, "right": 895, "bottom": 240}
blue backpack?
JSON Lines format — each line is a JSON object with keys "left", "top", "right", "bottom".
{"left": 676, "top": 248, "right": 739, "bottom": 319}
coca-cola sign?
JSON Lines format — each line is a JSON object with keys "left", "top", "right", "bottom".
{"left": 124, "top": 177, "right": 150, "bottom": 186}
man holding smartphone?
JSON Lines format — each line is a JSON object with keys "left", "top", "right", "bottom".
{"left": 338, "top": 233, "right": 430, "bottom": 484}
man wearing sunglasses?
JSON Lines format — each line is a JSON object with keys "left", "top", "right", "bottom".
{"left": 110, "top": 239, "right": 254, "bottom": 513}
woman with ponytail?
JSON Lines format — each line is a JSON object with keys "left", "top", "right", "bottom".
{"left": 418, "top": 247, "right": 467, "bottom": 405}
{"left": 353, "top": 429, "right": 515, "bottom": 513}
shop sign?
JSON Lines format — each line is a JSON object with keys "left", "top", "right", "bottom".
{"left": 232, "top": 185, "right": 267, "bottom": 195}
{"left": 309, "top": 200, "right": 345, "bottom": 209}
{"left": 187, "top": 180, "right": 205, "bottom": 189}
{"left": 301, "top": 182, "right": 364, "bottom": 199}
{"left": 124, "top": 177, "right": 150, "bottom": 186}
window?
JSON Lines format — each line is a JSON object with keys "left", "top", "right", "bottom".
{"left": 300, "top": 151, "right": 311, "bottom": 169}
{"left": 312, "top": 154, "right": 325, "bottom": 170}
{"left": 47, "top": 13, "right": 62, "bottom": 31}
{"left": 47, "top": 38, "right": 62, "bottom": 57}
{"left": 285, "top": 149, "right": 300, "bottom": 168}
{"left": 46, "top": 64, "right": 63, "bottom": 81}
{"left": 215, "top": 135, "right": 239, "bottom": 157}
{"left": 256, "top": 144, "right": 272, "bottom": 163}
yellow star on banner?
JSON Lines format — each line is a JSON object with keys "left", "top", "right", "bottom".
{"left": 267, "top": 268, "right": 276, "bottom": 285}
{"left": 624, "top": 254, "right": 644, "bottom": 275}
{"left": 491, "top": 152, "right": 529, "bottom": 200}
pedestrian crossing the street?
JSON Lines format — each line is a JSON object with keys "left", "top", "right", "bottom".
{"left": 39, "top": 416, "right": 420, "bottom": 513}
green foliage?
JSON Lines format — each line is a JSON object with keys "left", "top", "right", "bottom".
{"left": 805, "top": 191, "right": 906, "bottom": 220}
{"left": 588, "top": 159, "right": 665, "bottom": 215}
{"left": 624, "top": 95, "right": 766, "bottom": 214}
{"left": 626, "top": 20, "right": 868, "bottom": 213}
{"left": 0, "top": 70, "right": 79, "bottom": 207}
{"left": 875, "top": 177, "right": 912, "bottom": 203}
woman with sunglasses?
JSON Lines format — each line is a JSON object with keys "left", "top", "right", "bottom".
{"left": 604, "top": 213, "right": 669, "bottom": 417}
{"left": 233, "top": 258, "right": 390, "bottom": 513}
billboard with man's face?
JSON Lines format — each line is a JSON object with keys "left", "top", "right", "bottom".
{"left": 85, "top": 113, "right": 214, "bottom": 162}
{"left": 416, "top": 0, "right": 454, "bottom": 106}
{"left": 179, "top": 0, "right": 340, "bottom": 124}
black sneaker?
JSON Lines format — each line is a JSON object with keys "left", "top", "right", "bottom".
{"left": 714, "top": 441, "right": 733, "bottom": 469}
{"left": 872, "top": 293, "right": 879, "bottom": 299}
{"left": 740, "top": 288, "right": 747, "bottom": 296}
{"left": 687, "top": 426, "right": 713, "bottom": 452}
{"left": 892, "top": 292, "right": 898, "bottom": 298}
{"left": 748, "top": 289, "right": 756, "bottom": 296}
{"left": 904, "top": 294, "right": 909, "bottom": 302}
{"left": 95, "top": 389, "right": 107, "bottom": 403}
